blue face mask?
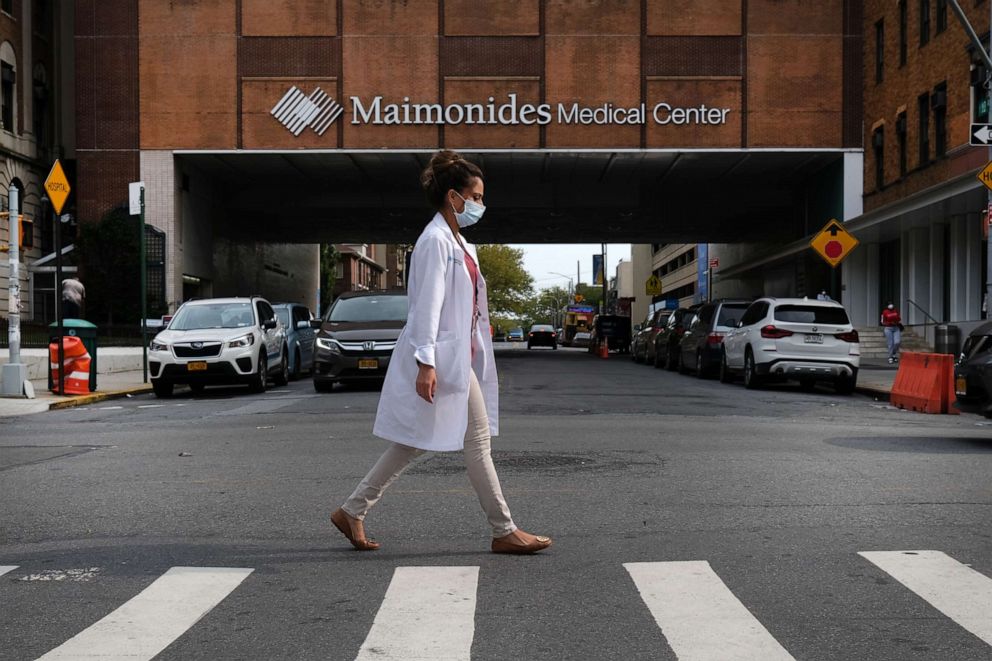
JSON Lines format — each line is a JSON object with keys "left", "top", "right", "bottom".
{"left": 452, "top": 193, "right": 486, "bottom": 228}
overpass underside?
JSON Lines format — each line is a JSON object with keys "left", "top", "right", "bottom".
{"left": 178, "top": 150, "right": 848, "bottom": 245}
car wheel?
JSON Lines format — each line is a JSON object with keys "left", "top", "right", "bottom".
{"left": 553, "top": 343, "right": 558, "bottom": 350}
{"left": 834, "top": 369, "right": 858, "bottom": 395}
{"left": 249, "top": 353, "right": 267, "bottom": 393}
{"left": 744, "top": 349, "right": 762, "bottom": 390}
{"left": 665, "top": 346, "right": 679, "bottom": 372}
{"left": 527, "top": 344, "right": 532, "bottom": 350}
{"left": 653, "top": 346, "right": 663, "bottom": 369}
{"left": 152, "top": 379, "right": 173, "bottom": 398}
{"left": 719, "top": 351, "right": 733, "bottom": 383}
{"left": 695, "top": 352, "right": 708, "bottom": 379}
{"left": 189, "top": 383, "right": 206, "bottom": 394}
{"left": 274, "top": 348, "right": 289, "bottom": 386}
{"left": 799, "top": 378, "right": 817, "bottom": 392}
{"left": 632, "top": 343, "right": 641, "bottom": 363}
{"left": 314, "top": 379, "right": 334, "bottom": 393}
{"left": 291, "top": 348, "right": 301, "bottom": 381}
{"left": 677, "top": 351, "right": 690, "bottom": 375}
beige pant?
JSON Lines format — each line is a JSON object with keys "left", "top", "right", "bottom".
{"left": 342, "top": 371, "right": 517, "bottom": 538}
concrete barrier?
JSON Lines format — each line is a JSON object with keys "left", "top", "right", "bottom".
{"left": 889, "top": 352, "right": 959, "bottom": 415}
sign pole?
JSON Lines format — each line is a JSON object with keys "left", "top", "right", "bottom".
{"left": 55, "top": 209, "right": 64, "bottom": 395}
{"left": 1, "top": 186, "right": 27, "bottom": 397}
{"left": 139, "top": 186, "right": 148, "bottom": 383}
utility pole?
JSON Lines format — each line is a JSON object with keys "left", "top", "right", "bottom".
{"left": 950, "top": 0, "right": 992, "bottom": 318}
{"left": 130, "top": 182, "right": 148, "bottom": 383}
{"left": 1, "top": 186, "right": 28, "bottom": 397}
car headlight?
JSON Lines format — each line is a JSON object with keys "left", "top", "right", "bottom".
{"left": 149, "top": 338, "right": 169, "bottom": 352}
{"left": 316, "top": 337, "right": 342, "bottom": 352}
{"left": 228, "top": 333, "right": 255, "bottom": 348}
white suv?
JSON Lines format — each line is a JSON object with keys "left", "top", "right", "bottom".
{"left": 148, "top": 297, "right": 289, "bottom": 397}
{"left": 720, "top": 298, "right": 860, "bottom": 393}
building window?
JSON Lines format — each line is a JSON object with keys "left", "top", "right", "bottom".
{"left": 875, "top": 19, "right": 885, "bottom": 83}
{"left": 0, "top": 0, "right": 11, "bottom": 16}
{"left": 936, "top": 0, "right": 947, "bottom": 33}
{"left": 873, "top": 126, "right": 885, "bottom": 190}
{"left": 1, "top": 61, "right": 14, "bottom": 132}
{"left": 933, "top": 82, "right": 947, "bottom": 157}
{"left": 918, "top": 93, "right": 931, "bottom": 167}
{"left": 919, "top": 0, "right": 931, "bottom": 46}
{"left": 33, "top": 65, "right": 47, "bottom": 148}
{"left": 899, "top": 0, "right": 908, "bottom": 65}
{"left": 897, "top": 112, "right": 908, "bottom": 177}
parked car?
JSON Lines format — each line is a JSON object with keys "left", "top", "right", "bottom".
{"left": 507, "top": 327, "right": 525, "bottom": 342}
{"left": 721, "top": 298, "right": 860, "bottom": 393}
{"left": 555, "top": 327, "right": 564, "bottom": 343}
{"left": 676, "top": 300, "right": 751, "bottom": 377}
{"left": 493, "top": 329, "right": 507, "bottom": 342}
{"left": 652, "top": 306, "right": 701, "bottom": 370}
{"left": 572, "top": 331, "right": 592, "bottom": 348}
{"left": 312, "top": 290, "right": 408, "bottom": 392}
{"left": 954, "top": 322, "right": 992, "bottom": 417}
{"left": 273, "top": 302, "right": 316, "bottom": 379}
{"left": 148, "top": 296, "right": 289, "bottom": 398}
{"left": 632, "top": 308, "right": 671, "bottom": 364}
{"left": 589, "top": 314, "right": 632, "bottom": 354}
{"left": 527, "top": 324, "right": 558, "bottom": 349}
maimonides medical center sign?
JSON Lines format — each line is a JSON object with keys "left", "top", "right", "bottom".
{"left": 272, "top": 88, "right": 730, "bottom": 136}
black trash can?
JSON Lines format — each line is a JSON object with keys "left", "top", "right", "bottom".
{"left": 934, "top": 324, "right": 961, "bottom": 357}
{"left": 49, "top": 319, "right": 98, "bottom": 391}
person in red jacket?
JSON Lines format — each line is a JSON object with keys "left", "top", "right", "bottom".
{"left": 881, "top": 302, "right": 902, "bottom": 364}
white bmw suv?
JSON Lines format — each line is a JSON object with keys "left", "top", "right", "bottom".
{"left": 148, "top": 297, "right": 289, "bottom": 397}
{"left": 721, "top": 297, "right": 860, "bottom": 394}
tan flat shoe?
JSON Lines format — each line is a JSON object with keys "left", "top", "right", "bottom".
{"left": 491, "top": 529, "right": 552, "bottom": 554}
{"left": 331, "top": 508, "right": 381, "bottom": 551}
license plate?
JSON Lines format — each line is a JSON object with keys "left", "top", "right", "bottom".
{"left": 956, "top": 377, "right": 967, "bottom": 396}
{"left": 804, "top": 334, "right": 824, "bottom": 344}
{"left": 358, "top": 359, "right": 379, "bottom": 370}
{"left": 186, "top": 361, "right": 208, "bottom": 372}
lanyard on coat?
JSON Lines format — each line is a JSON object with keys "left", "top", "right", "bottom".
{"left": 452, "top": 230, "right": 481, "bottom": 335}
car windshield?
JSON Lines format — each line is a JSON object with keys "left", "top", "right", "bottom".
{"left": 170, "top": 302, "right": 254, "bottom": 330}
{"left": 716, "top": 304, "right": 750, "bottom": 328}
{"left": 774, "top": 304, "right": 850, "bottom": 324}
{"left": 962, "top": 334, "right": 992, "bottom": 360}
{"left": 510, "top": 328, "right": 523, "bottom": 334}
{"left": 274, "top": 308, "right": 291, "bottom": 327}
{"left": 327, "top": 295, "right": 408, "bottom": 322}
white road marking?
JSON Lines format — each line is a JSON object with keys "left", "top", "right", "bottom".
{"left": 98, "top": 406, "right": 123, "bottom": 410}
{"left": 859, "top": 550, "right": 992, "bottom": 645}
{"left": 0, "top": 565, "right": 18, "bottom": 578}
{"left": 624, "top": 561, "right": 795, "bottom": 661}
{"left": 355, "top": 566, "right": 479, "bottom": 661}
{"left": 36, "top": 566, "right": 253, "bottom": 660}
{"left": 137, "top": 404, "right": 164, "bottom": 409}
{"left": 20, "top": 567, "right": 100, "bottom": 582}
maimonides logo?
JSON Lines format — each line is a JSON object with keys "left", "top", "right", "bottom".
{"left": 270, "top": 86, "right": 343, "bottom": 136}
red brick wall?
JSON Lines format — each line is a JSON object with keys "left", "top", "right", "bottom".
{"left": 863, "top": 0, "right": 989, "bottom": 212}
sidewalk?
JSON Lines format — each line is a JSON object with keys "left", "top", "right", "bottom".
{"left": 0, "top": 369, "right": 152, "bottom": 417}
{"left": 857, "top": 359, "right": 898, "bottom": 399}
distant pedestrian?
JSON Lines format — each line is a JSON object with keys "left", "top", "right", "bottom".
{"left": 62, "top": 277, "right": 85, "bottom": 319}
{"left": 330, "top": 150, "right": 552, "bottom": 555}
{"left": 816, "top": 290, "right": 831, "bottom": 301}
{"left": 881, "top": 302, "right": 902, "bottom": 364}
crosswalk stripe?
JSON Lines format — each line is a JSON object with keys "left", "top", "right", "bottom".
{"left": 859, "top": 550, "right": 992, "bottom": 646}
{"left": 0, "top": 565, "right": 18, "bottom": 578}
{"left": 624, "top": 561, "right": 795, "bottom": 661}
{"left": 355, "top": 566, "right": 479, "bottom": 661}
{"left": 36, "top": 566, "right": 253, "bottom": 660}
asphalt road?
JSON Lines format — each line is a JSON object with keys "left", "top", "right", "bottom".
{"left": 1, "top": 343, "right": 990, "bottom": 661}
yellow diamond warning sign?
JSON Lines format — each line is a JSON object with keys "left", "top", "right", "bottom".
{"left": 44, "top": 159, "right": 70, "bottom": 215}
{"left": 645, "top": 274, "right": 662, "bottom": 296}
{"left": 978, "top": 161, "right": 992, "bottom": 192}
{"left": 810, "top": 219, "right": 859, "bottom": 268}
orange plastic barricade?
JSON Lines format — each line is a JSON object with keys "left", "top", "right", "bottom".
{"left": 49, "top": 336, "right": 91, "bottom": 395}
{"left": 889, "top": 352, "right": 957, "bottom": 414}
{"left": 598, "top": 340, "right": 609, "bottom": 359}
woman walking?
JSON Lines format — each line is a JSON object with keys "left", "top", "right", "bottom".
{"left": 881, "top": 302, "right": 902, "bottom": 364}
{"left": 330, "top": 150, "right": 552, "bottom": 555}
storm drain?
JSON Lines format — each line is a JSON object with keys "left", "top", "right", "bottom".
{"left": 407, "top": 450, "right": 663, "bottom": 477}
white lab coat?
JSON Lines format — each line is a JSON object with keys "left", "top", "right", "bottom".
{"left": 373, "top": 213, "right": 499, "bottom": 451}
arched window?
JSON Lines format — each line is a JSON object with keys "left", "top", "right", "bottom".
{"left": 0, "top": 41, "right": 16, "bottom": 133}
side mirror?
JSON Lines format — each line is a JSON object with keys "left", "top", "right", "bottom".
{"left": 633, "top": 324, "right": 642, "bottom": 332}
{"left": 309, "top": 318, "right": 323, "bottom": 329}
{"left": 262, "top": 318, "right": 277, "bottom": 330}
{"left": 296, "top": 320, "right": 311, "bottom": 330}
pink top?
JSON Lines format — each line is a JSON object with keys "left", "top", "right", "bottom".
{"left": 464, "top": 250, "right": 480, "bottom": 360}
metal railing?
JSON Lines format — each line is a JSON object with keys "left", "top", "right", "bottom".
{"left": 905, "top": 299, "right": 940, "bottom": 348}
{"left": 0, "top": 318, "right": 148, "bottom": 349}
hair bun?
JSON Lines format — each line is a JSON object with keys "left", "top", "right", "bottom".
{"left": 420, "top": 150, "right": 483, "bottom": 210}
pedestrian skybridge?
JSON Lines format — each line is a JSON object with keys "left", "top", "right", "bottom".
{"left": 177, "top": 149, "right": 853, "bottom": 245}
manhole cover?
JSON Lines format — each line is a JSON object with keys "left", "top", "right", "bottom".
{"left": 407, "top": 450, "right": 663, "bottom": 476}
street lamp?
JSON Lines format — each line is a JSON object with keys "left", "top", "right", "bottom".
{"left": 547, "top": 272, "right": 575, "bottom": 328}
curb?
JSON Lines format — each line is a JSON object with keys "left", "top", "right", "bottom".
{"left": 857, "top": 385, "right": 891, "bottom": 401}
{"left": 46, "top": 384, "right": 154, "bottom": 410}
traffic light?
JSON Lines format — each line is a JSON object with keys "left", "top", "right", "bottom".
{"left": 972, "top": 62, "right": 989, "bottom": 123}
{"left": 0, "top": 212, "right": 33, "bottom": 250}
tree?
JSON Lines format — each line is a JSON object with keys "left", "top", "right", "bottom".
{"left": 319, "top": 244, "right": 340, "bottom": 315}
{"left": 525, "top": 285, "right": 571, "bottom": 328}
{"left": 476, "top": 244, "right": 533, "bottom": 317}
{"left": 75, "top": 206, "right": 142, "bottom": 325}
